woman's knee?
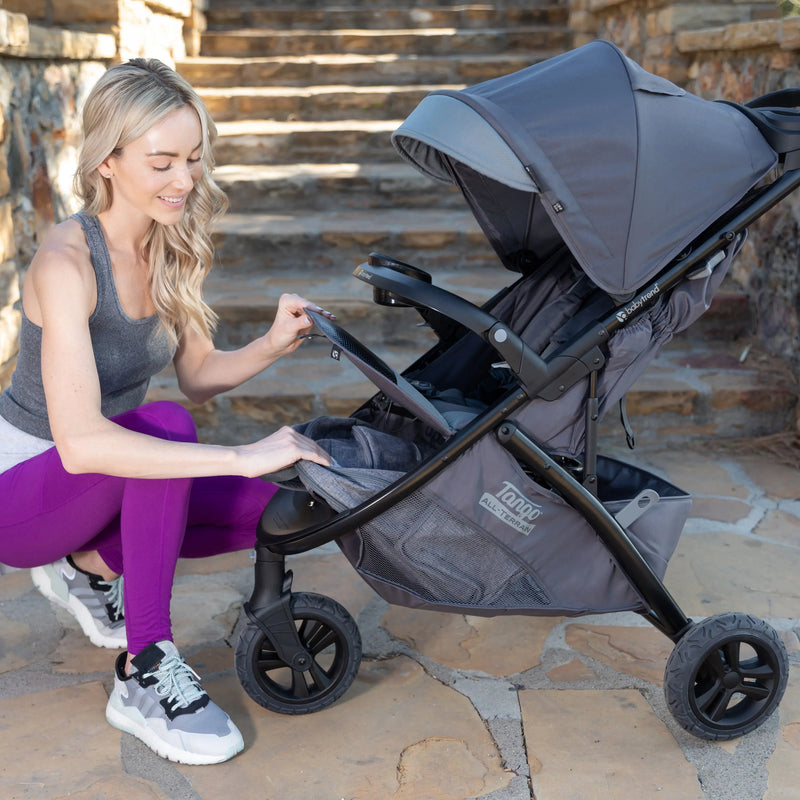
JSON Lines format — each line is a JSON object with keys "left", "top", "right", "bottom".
{"left": 113, "top": 401, "right": 198, "bottom": 444}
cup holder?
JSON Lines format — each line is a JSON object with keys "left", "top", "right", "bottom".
{"left": 367, "top": 252, "right": 432, "bottom": 307}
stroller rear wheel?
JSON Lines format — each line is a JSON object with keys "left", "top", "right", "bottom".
{"left": 235, "top": 591, "right": 362, "bottom": 714}
{"left": 664, "top": 612, "right": 788, "bottom": 740}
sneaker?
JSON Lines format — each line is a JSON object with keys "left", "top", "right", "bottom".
{"left": 105, "top": 641, "right": 244, "bottom": 765}
{"left": 30, "top": 555, "right": 126, "bottom": 649}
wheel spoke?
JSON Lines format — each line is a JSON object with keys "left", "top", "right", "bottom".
{"left": 695, "top": 680, "right": 724, "bottom": 715}
{"left": 708, "top": 688, "right": 735, "bottom": 721}
{"left": 722, "top": 641, "right": 742, "bottom": 672}
{"left": 297, "top": 617, "right": 316, "bottom": 642}
{"left": 740, "top": 662, "right": 776, "bottom": 681}
{"left": 737, "top": 682, "right": 772, "bottom": 701}
{"left": 704, "top": 648, "right": 728, "bottom": 679}
{"left": 257, "top": 655, "right": 287, "bottom": 672}
{"left": 291, "top": 668, "right": 311, "bottom": 698}
{"left": 308, "top": 627, "right": 338, "bottom": 654}
{"left": 308, "top": 659, "right": 333, "bottom": 691}
{"left": 299, "top": 618, "right": 328, "bottom": 649}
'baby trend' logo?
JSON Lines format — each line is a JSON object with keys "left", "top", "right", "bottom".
{"left": 480, "top": 480, "right": 542, "bottom": 536}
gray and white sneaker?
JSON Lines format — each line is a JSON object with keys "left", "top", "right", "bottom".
{"left": 31, "top": 555, "right": 126, "bottom": 649}
{"left": 105, "top": 641, "right": 244, "bottom": 765}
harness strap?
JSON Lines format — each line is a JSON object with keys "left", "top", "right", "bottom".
{"left": 619, "top": 396, "right": 636, "bottom": 450}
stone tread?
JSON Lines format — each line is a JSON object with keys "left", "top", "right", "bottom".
{"left": 199, "top": 83, "right": 463, "bottom": 122}
{"left": 212, "top": 208, "right": 497, "bottom": 273}
{"left": 212, "top": 118, "right": 405, "bottom": 165}
{"left": 176, "top": 53, "right": 557, "bottom": 88}
{"left": 205, "top": 5, "right": 570, "bottom": 31}
{"left": 213, "top": 162, "right": 465, "bottom": 212}
{"left": 200, "top": 26, "right": 570, "bottom": 58}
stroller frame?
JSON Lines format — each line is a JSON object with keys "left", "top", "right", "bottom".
{"left": 234, "top": 40, "right": 800, "bottom": 736}
{"left": 235, "top": 166, "right": 800, "bottom": 739}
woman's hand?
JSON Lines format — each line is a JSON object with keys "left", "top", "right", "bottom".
{"left": 234, "top": 426, "right": 332, "bottom": 478}
{"left": 262, "top": 293, "right": 335, "bottom": 358}
{"left": 173, "top": 293, "right": 337, "bottom": 404}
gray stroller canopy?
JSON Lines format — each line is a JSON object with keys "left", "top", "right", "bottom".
{"left": 392, "top": 40, "right": 778, "bottom": 296}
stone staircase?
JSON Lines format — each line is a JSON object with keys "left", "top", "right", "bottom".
{"left": 162, "top": 0, "right": 799, "bottom": 450}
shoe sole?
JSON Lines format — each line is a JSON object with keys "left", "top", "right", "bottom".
{"left": 105, "top": 695, "right": 244, "bottom": 766}
{"left": 30, "top": 565, "right": 127, "bottom": 650}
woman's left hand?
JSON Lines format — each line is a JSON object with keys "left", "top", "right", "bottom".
{"left": 263, "top": 293, "right": 335, "bottom": 357}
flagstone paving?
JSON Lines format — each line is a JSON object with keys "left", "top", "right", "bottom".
{"left": 0, "top": 443, "right": 799, "bottom": 799}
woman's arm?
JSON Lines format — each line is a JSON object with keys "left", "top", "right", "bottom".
{"left": 31, "top": 244, "right": 329, "bottom": 479}
{"left": 172, "top": 293, "right": 328, "bottom": 404}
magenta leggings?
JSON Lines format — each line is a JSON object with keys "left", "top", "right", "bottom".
{"left": 0, "top": 401, "right": 277, "bottom": 654}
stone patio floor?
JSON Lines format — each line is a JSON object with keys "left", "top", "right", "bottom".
{"left": 1, "top": 442, "right": 799, "bottom": 800}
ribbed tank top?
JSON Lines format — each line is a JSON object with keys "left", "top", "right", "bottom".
{"left": 0, "top": 212, "right": 175, "bottom": 440}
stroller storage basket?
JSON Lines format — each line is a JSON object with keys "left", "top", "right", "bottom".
{"left": 324, "top": 440, "right": 691, "bottom": 617}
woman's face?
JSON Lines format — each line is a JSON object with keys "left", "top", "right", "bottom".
{"left": 102, "top": 105, "right": 204, "bottom": 226}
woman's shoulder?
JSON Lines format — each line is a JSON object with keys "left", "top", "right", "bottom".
{"left": 25, "top": 218, "right": 96, "bottom": 320}
{"left": 31, "top": 217, "right": 92, "bottom": 279}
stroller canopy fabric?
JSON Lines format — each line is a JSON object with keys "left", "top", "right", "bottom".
{"left": 392, "top": 40, "right": 778, "bottom": 296}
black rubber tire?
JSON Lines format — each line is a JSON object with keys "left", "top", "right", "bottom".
{"left": 664, "top": 612, "right": 788, "bottom": 740}
{"left": 235, "top": 592, "right": 362, "bottom": 715}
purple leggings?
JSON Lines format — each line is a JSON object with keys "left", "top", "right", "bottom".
{"left": 0, "top": 401, "right": 276, "bottom": 653}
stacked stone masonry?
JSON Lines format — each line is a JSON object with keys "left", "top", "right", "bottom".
{"left": 0, "top": 0, "right": 798, "bottom": 437}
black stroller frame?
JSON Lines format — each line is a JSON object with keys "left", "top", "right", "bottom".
{"left": 234, "top": 44, "right": 800, "bottom": 741}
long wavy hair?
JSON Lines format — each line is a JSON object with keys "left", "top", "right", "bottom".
{"left": 74, "top": 58, "right": 228, "bottom": 343}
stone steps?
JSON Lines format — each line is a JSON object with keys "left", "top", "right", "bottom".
{"left": 601, "top": 340, "right": 799, "bottom": 447}
{"left": 213, "top": 163, "right": 464, "bottom": 213}
{"left": 212, "top": 118, "right": 403, "bottom": 164}
{"left": 207, "top": 0, "right": 567, "bottom": 6}
{"left": 200, "top": 83, "right": 461, "bottom": 122}
{"left": 178, "top": 53, "right": 554, "bottom": 88}
{"left": 212, "top": 208, "right": 495, "bottom": 274}
{"left": 200, "top": 27, "right": 570, "bottom": 58}
{"left": 206, "top": 5, "right": 569, "bottom": 31}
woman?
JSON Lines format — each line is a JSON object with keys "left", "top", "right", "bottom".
{"left": 0, "top": 59, "right": 332, "bottom": 765}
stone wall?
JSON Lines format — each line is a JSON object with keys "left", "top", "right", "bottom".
{"left": 0, "top": 1, "right": 203, "bottom": 389}
{"left": 569, "top": 0, "right": 800, "bottom": 369}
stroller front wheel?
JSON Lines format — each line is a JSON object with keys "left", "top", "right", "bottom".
{"left": 664, "top": 612, "right": 788, "bottom": 740}
{"left": 235, "top": 591, "right": 362, "bottom": 714}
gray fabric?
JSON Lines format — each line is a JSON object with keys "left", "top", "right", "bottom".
{"left": 297, "top": 438, "right": 690, "bottom": 616}
{"left": 294, "top": 416, "right": 426, "bottom": 472}
{"left": 516, "top": 233, "right": 745, "bottom": 457}
{"left": 392, "top": 40, "right": 777, "bottom": 295}
{"left": 0, "top": 211, "right": 174, "bottom": 439}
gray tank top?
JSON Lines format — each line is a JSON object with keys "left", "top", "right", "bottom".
{"left": 0, "top": 211, "right": 175, "bottom": 440}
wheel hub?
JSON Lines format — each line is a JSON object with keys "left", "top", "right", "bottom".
{"left": 722, "top": 671, "right": 741, "bottom": 690}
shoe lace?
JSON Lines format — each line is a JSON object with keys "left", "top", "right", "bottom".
{"left": 103, "top": 575, "right": 124, "bottom": 621}
{"left": 152, "top": 654, "right": 206, "bottom": 710}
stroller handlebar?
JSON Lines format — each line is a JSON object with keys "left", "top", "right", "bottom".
{"left": 354, "top": 261, "right": 553, "bottom": 393}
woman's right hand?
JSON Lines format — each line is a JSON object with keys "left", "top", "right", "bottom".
{"left": 234, "top": 427, "right": 332, "bottom": 478}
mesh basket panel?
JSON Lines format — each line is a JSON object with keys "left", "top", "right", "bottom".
{"left": 354, "top": 490, "right": 552, "bottom": 609}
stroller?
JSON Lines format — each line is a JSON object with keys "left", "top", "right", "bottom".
{"left": 234, "top": 40, "right": 800, "bottom": 740}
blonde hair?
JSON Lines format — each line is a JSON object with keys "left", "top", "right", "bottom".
{"left": 74, "top": 58, "right": 228, "bottom": 343}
